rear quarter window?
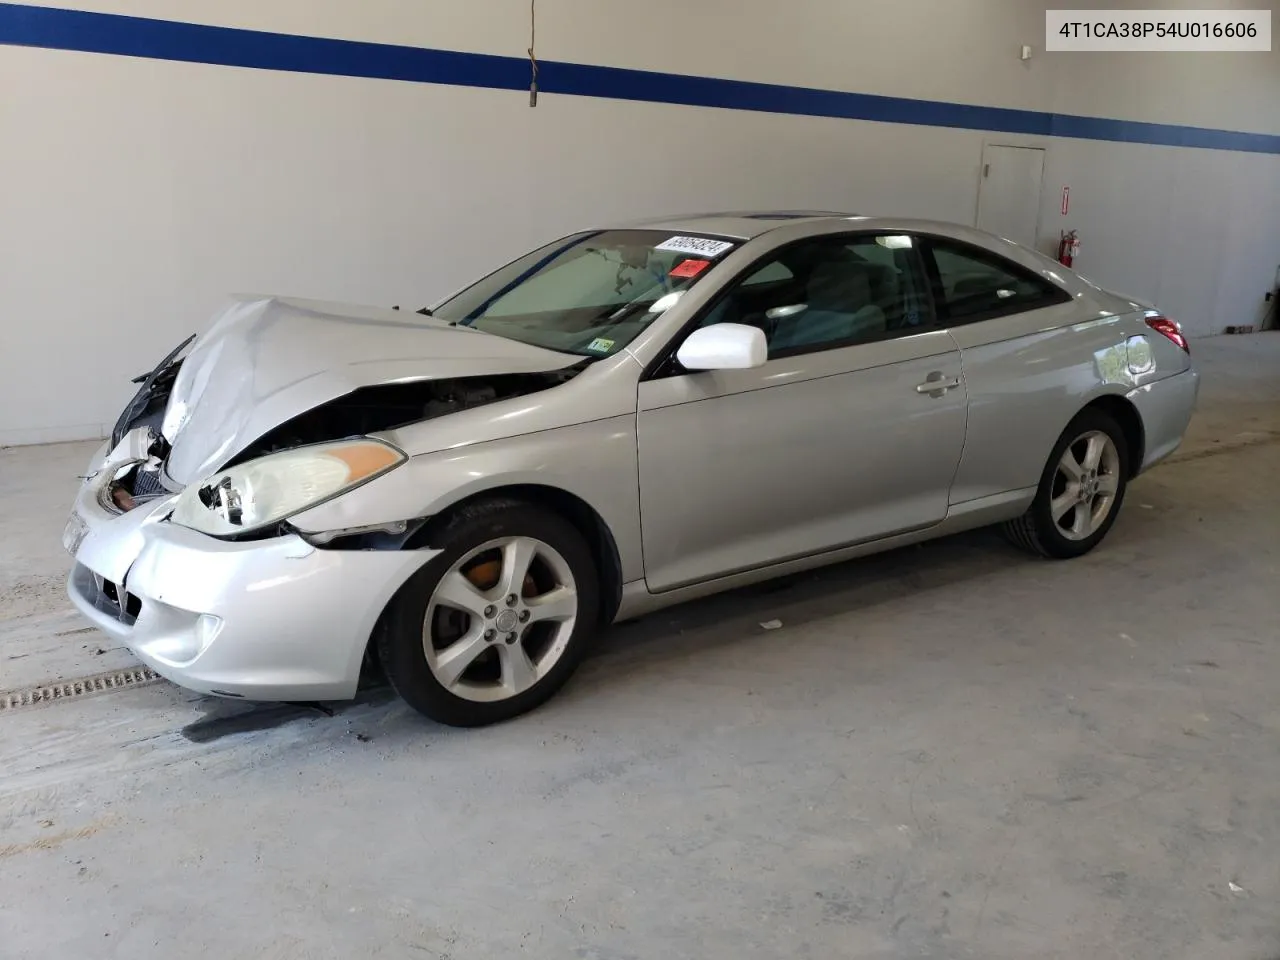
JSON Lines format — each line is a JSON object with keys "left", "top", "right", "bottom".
{"left": 927, "top": 239, "right": 1070, "bottom": 324}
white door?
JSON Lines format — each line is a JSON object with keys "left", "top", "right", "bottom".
{"left": 976, "top": 145, "right": 1045, "bottom": 249}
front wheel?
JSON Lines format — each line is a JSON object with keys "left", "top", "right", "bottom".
{"left": 378, "top": 500, "right": 599, "bottom": 726}
{"left": 1002, "top": 408, "right": 1130, "bottom": 559}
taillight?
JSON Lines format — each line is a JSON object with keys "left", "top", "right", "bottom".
{"left": 1145, "top": 315, "right": 1189, "bottom": 354}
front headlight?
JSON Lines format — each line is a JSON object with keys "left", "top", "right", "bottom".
{"left": 170, "top": 438, "right": 406, "bottom": 537}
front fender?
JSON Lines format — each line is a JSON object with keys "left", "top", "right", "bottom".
{"left": 287, "top": 415, "right": 644, "bottom": 582}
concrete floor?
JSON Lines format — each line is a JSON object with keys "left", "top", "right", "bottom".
{"left": 2, "top": 334, "right": 1278, "bottom": 959}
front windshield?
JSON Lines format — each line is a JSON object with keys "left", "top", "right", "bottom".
{"left": 430, "top": 229, "right": 737, "bottom": 357}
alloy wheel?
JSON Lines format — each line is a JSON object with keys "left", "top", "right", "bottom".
{"left": 422, "top": 536, "right": 579, "bottom": 702}
{"left": 1049, "top": 429, "right": 1121, "bottom": 541}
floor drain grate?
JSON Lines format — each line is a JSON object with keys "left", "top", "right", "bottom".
{"left": 0, "top": 667, "right": 164, "bottom": 712}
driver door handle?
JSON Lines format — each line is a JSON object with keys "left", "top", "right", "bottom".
{"left": 916, "top": 373, "right": 962, "bottom": 396}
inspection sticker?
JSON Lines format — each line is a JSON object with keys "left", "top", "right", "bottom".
{"left": 669, "top": 259, "right": 711, "bottom": 278}
{"left": 655, "top": 236, "right": 735, "bottom": 258}
{"left": 586, "top": 337, "right": 615, "bottom": 353}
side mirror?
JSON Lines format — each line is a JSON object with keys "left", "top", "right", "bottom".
{"left": 676, "top": 323, "right": 767, "bottom": 371}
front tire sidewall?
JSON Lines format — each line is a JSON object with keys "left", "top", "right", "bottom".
{"left": 380, "top": 503, "right": 600, "bottom": 727}
{"left": 1029, "top": 410, "right": 1130, "bottom": 558}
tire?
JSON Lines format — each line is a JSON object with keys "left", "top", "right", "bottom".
{"left": 1002, "top": 408, "right": 1130, "bottom": 559}
{"left": 378, "top": 499, "right": 600, "bottom": 726}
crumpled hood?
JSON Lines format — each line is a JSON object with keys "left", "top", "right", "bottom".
{"left": 161, "top": 295, "right": 579, "bottom": 485}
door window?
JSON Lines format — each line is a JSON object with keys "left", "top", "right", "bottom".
{"left": 927, "top": 240, "right": 1070, "bottom": 323}
{"left": 694, "top": 234, "right": 934, "bottom": 358}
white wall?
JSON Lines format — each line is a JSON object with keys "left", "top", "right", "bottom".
{"left": 1, "top": 0, "right": 1277, "bottom": 444}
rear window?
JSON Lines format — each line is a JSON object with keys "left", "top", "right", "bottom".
{"left": 432, "top": 230, "right": 738, "bottom": 357}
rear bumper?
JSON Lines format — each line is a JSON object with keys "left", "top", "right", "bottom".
{"left": 65, "top": 433, "right": 432, "bottom": 702}
{"left": 1127, "top": 366, "right": 1200, "bottom": 474}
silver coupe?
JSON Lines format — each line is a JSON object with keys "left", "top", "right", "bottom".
{"left": 65, "top": 212, "right": 1199, "bottom": 725}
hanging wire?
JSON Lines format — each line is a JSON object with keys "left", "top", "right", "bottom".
{"left": 528, "top": 0, "right": 539, "bottom": 107}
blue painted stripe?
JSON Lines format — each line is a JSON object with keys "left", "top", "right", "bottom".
{"left": 2, "top": 2, "right": 1278, "bottom": 155}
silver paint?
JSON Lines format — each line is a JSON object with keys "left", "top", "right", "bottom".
{"left": 161, "top": 295, "right": 579, "bottom": 485}
{"left": 421, "top": 535, "right": 578, "bottom": 702}
{"left": 66, "top": 213, "right": 1199, "bottom": 703}
{"left": 636, "top": 330, "right": 966, "bottom": 591}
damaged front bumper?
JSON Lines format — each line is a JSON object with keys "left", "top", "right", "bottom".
{"left": 65, "top": 430, "right": 434, "bottom": 701}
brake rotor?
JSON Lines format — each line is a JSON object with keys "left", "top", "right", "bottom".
{"left": 463, "top": 558, "right": 536, "bottom": 597}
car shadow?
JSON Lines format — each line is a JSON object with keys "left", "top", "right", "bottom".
{"left": 180, "top": 479, "right": 1191, "bottom": 742}
{"left": 179, "top": 687, "right": 400, "bottom": 743}
{"left": 590, "top": 526, "right": 1020, "bottom": 667}
{"left": 176, "top": 528, "right": 1020, "bottom": 743}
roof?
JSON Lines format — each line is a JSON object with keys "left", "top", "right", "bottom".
{"left": 617, "top": 210, "right": 866, "bottom": 240}
{"left": 610, "top": 211, "right": 1074, "bottom": 284}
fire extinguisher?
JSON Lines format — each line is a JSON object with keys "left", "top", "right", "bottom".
{"left": 1058, "top": 229, "right": 1081, "bottom": 268}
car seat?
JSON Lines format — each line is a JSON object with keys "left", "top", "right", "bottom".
{"left": 770, "top": 262, "right": 886, "bottom": 351}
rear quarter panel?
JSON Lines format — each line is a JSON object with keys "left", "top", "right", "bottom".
{"left": 947, "top": 300, "right": 1182, "bottom": 504}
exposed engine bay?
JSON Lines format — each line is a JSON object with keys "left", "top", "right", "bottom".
{"left": 105, "top": 337, "right": 193, "bottom": 512}
{"left": 228, "top": 369, "right": 584, "bottom": 464}
{"left": 104, "top": 457, "right": 169, "bottom": 513}
{"left": 109, "top": 334, "right": 195, "bottom": 450}
{"left": 105, "top": 358, "right": 584, "bottom": 513}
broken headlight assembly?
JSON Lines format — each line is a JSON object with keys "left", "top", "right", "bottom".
{"left": 169, "top": 438, "right": 406, "bottom": 537}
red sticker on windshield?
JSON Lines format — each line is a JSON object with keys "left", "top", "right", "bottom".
{"left": 670, "top": 259, "right": 710, "bottom": 278}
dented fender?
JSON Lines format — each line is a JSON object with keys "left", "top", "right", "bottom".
{"left": 287, "top": 415, "right": 645, "bottom": 583}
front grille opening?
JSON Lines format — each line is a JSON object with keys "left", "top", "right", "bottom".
{"left": 75, "top": 564, "right": 140, "bottom": 627}
{"left": 99, "top": 577, "right": 140, "bottom": 618}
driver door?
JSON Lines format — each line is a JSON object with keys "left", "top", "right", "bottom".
{"left": 636, "top": 233, "right": 968, "bottom": 592}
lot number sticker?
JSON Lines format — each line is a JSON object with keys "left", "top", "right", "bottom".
{"left": 655, "top": 236, "right": 735, "bottom": 258}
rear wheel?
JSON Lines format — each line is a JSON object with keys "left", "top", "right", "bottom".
{"left": 378, "top": 500, "right": 599, "bottom": 726}
{"left": 1003, "top": 408, "right": 1130, "bottom": 559}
